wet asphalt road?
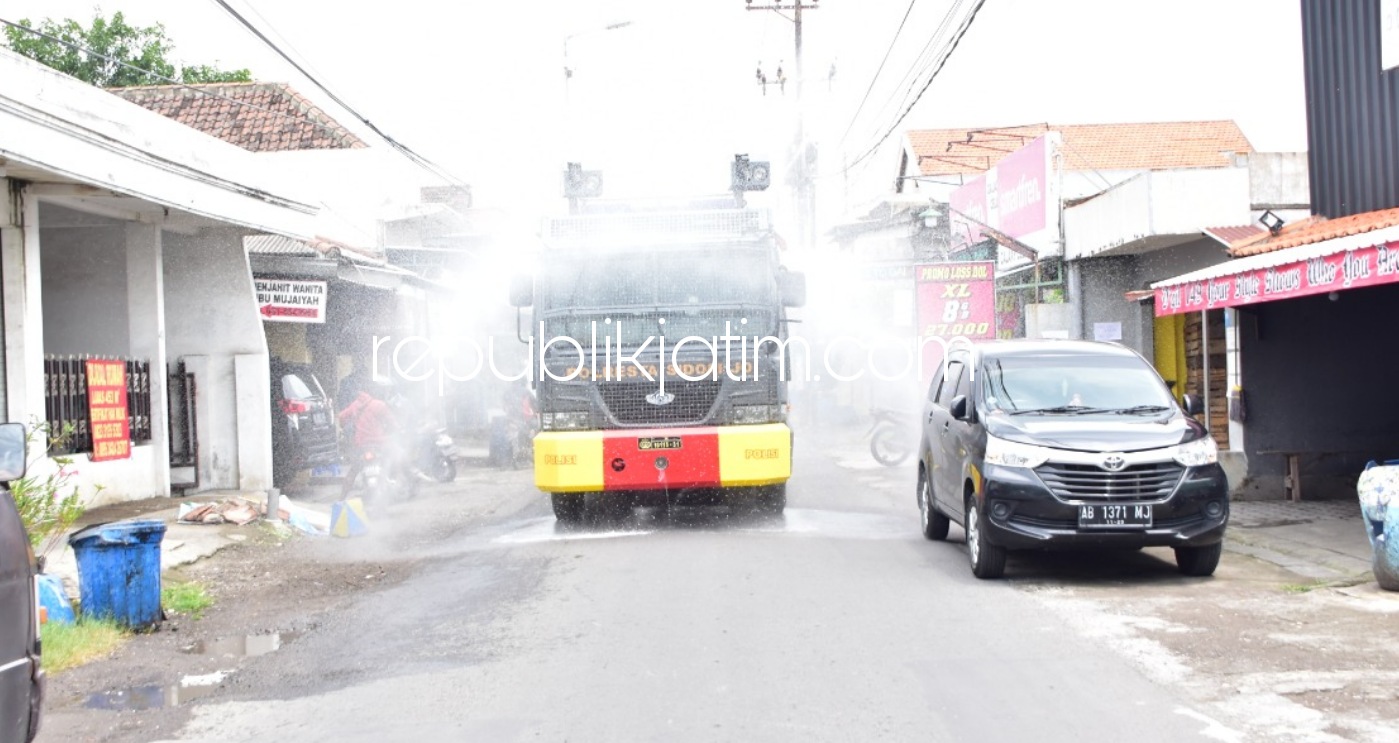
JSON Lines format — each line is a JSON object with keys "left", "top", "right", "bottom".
{"left": 153, "top": 429, "right": 1229, "bottom": 742}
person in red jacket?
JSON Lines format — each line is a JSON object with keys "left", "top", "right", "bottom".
{"left": 338, "top": 387, "right": 398, "bottom": 497}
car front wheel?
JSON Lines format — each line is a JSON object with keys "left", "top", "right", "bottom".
{"left": 1174, "top": 542, "right": 1222, "bottom": 577}
{"left": 918, "top": 470, "right": 949, "bottom": 541}
{"left": 965, "top": 496, "right": 1007, "bottom": 579}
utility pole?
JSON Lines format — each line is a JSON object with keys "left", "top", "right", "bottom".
{"left": 746, "top": 0, "right": 819, "bottom": 249}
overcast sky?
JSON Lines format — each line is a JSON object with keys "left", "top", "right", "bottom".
{"left": 3, "top": 0, "right": 1310, "bottom": 217}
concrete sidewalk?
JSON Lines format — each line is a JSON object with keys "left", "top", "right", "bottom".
{"left": 1227, "top": 498, "right": 1376, "bottom": 583}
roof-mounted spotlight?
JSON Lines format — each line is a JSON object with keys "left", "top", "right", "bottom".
{"left": 1259, "top": 209, "right": 1285, "bottom": 236}
{"left": 731, "top": 153, "right": 771, "bottom": 192}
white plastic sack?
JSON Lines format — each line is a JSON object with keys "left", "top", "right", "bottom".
{"left": 1357, "top": 460, "right": 1399, "bottom": 590}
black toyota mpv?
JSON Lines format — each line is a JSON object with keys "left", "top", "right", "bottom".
{"left": 916, "top": 340, "right": 1230, "bottom": 579}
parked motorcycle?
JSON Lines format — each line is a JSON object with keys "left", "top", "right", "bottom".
{"left": 417, "top": 426, "right": 458, "bottom": 483}
{"left": 868, "top": 408, "right": 916, "bottom": 466}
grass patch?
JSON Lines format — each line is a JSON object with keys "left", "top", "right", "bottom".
{"left": 162, "top": 581, "right": 214, "bottom": 619}
{"left": 42, "top": 618, "right": 127, "bottom": 673}
{"left": 1282, "top": 582, "right": 1321, "bottom": 594}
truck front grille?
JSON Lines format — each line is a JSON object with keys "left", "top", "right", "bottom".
{"left": 1034, "top": 462, "right": 1185, "bottom": 501}
{"left": 599, "top": 379, "right": 720, "bottom": 425}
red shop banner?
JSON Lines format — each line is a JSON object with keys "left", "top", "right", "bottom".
{"left": 86, "top": 359, "right": 131, "bottom": 461}
{"left": 1155, "top": 242, "right": 1399, "bottom": 317}
{"left": 915, "top": 261, "right": 997, "bottom": 377}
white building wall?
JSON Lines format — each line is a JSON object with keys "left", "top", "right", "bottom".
{"left": 1065, "top": 169, "right": 1252, "bottom": 260}
{"left": 40, "top": 224, "right": 130, "bottom": 356}
{"left": 164, "top": 229, "right": 272, "bottom": 492}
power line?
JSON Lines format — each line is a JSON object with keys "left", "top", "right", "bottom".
{"left": 867, "top": 0, "right": 965, "bottom": 142}
{"left": 207, "top": 0, "right": 469, "bottom": 188}
{"left": 838, "top": 0, "right": 919, "bottom": 146}
{"left": 0, "top": 16, "right": 353, "bottom": 141}
{"left": 844, "top": 0, "right": 988, "bottom": 173}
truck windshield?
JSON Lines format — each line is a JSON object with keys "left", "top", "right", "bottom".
{"left": 980, "top": 354, "right": 1177, "bottom": 414}
{"left": 540, "top": 247, "right": 778, "bottom": 347}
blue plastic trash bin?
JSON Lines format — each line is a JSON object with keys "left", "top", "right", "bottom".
{"left": 67, "top": 519, "right": 167, "bottom": 628}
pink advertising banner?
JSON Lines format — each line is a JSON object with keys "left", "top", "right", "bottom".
{"left": 915, "top": 261, "right": 997, "bottom": 378}
{"left": 948, "top": 135, "right": 1049, "bottom": 252}
{"left": 1154, "top": 242, "right": 1399, "bottom": 316}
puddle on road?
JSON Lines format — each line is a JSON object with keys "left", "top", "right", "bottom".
{"left": 183, "top": 631, "right": 300, "bottom": 657}
{"left": 490, "top": 508, "right": 908, "bottom": 544}
{"left": 85, "top": 633, "right": 302, "bottom": 711}
{"left": 493, "top": 517, "right": 655, "bottom": 545}
{"left": 84, "top": 671, "right": 232, "bottom": 711}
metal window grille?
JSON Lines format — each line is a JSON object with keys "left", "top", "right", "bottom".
{"left": 43, "top": 355, "right": 153, "bottom": 455}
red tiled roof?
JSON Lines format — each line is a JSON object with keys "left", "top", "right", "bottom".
{"left": 1203, "top": 225, "right": 1266, "bottom": 246}
{"left": 1228, "top": 207, "right": 1399, "bottom": 256}
{"left": 909, "top": 120, "right": 1253, "bottom": 176}
{"left": 111, "top": 82, "right": 365, "bottom": 152}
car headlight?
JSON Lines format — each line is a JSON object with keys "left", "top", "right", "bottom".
{"left": 1172, "top": 436, "right": 1218, "bottom": 467}
{"left": 729, "top": 404, "right": 781, "bottom": 424}
{"left": 541, "top": 411, "right": 589, "bottom": 431}
{"left": 983, "top": 435, "right": 1052, "bottom": 469}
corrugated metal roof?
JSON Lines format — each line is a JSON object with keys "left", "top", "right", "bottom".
{"left": 245, "top": 234, "right": 317, "bottom": 256}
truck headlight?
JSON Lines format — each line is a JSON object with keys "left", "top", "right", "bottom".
{"left": 729, "top": 404, "right": 781, "bottom": 424}
{"left": 541, "top": 411, "right": 589, "bottom": 431}
{"left": 1172, "top": 436, "right": 1218, "bottom": 467}
{"left": 984, "top": 435, "right": 1052, "bottom": 469}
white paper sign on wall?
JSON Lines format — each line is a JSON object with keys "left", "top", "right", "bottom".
{"left": 255, "top": 279, "right": 328, "bottom": 323}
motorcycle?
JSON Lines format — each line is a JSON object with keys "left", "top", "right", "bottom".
{"left": 868, "top": 408, "right": 916, "bottom": 466}
{"left": 417, "top": 426, "right": 459, "bottom": 483}
{"left": 356, "top": 447, "right": 419, "bottom": 503}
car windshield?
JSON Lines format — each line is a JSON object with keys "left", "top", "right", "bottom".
{"left": 980, "top": 354, "right": 1176, "bottom": 414}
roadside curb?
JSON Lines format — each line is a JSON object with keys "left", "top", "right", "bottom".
{"left": 1225, "top": 500, "right": 1376, "bottom": 584}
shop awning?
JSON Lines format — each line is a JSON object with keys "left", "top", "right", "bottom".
{"left": 1147, "top": 217, "right": 1399, "bottom": 317}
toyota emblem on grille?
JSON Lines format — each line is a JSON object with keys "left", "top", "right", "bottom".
{"left": 1100, "top": 453, "right": 1128, "bottom": 471}
{"left": 646, "top": 391, "right": 675, "bottom": 406}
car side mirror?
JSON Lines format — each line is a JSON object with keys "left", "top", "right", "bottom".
{"left": 950, "top": 395, "right": 975, "bottom": 423}
{"left": 779, "top": 270, "right": 806, "bottom": 308}
{"left": 509, "top": 274, "right": 534, "bottom": 308}
{"left": 1182, "top": 393, "right": 1203, "bottom": 416}
{"left": 0, "top": 422, "right": 28, "bottom": 482}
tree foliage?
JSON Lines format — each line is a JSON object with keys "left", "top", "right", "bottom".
{"left": 3, "top": 11, "right": 251, "bottom": 87}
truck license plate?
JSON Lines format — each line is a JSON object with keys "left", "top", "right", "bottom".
{"left": 1078, "top": 503, "right": 1152, "bottom": 529}
{"left": 637, "top": 437, "right": 682, "bottom": 451}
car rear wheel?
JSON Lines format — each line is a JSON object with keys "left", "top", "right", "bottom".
{"left": 918, "top": 470, "right": 949, "bottom": 541}
{"left": 1173, "top": 542, "right": 1222, "bottom": 577}
{"left": 965, "top": 496, "right": 1007, "bottom": 579}
{"left": 552, "top": 493, "right": 585, "bottom": 525}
